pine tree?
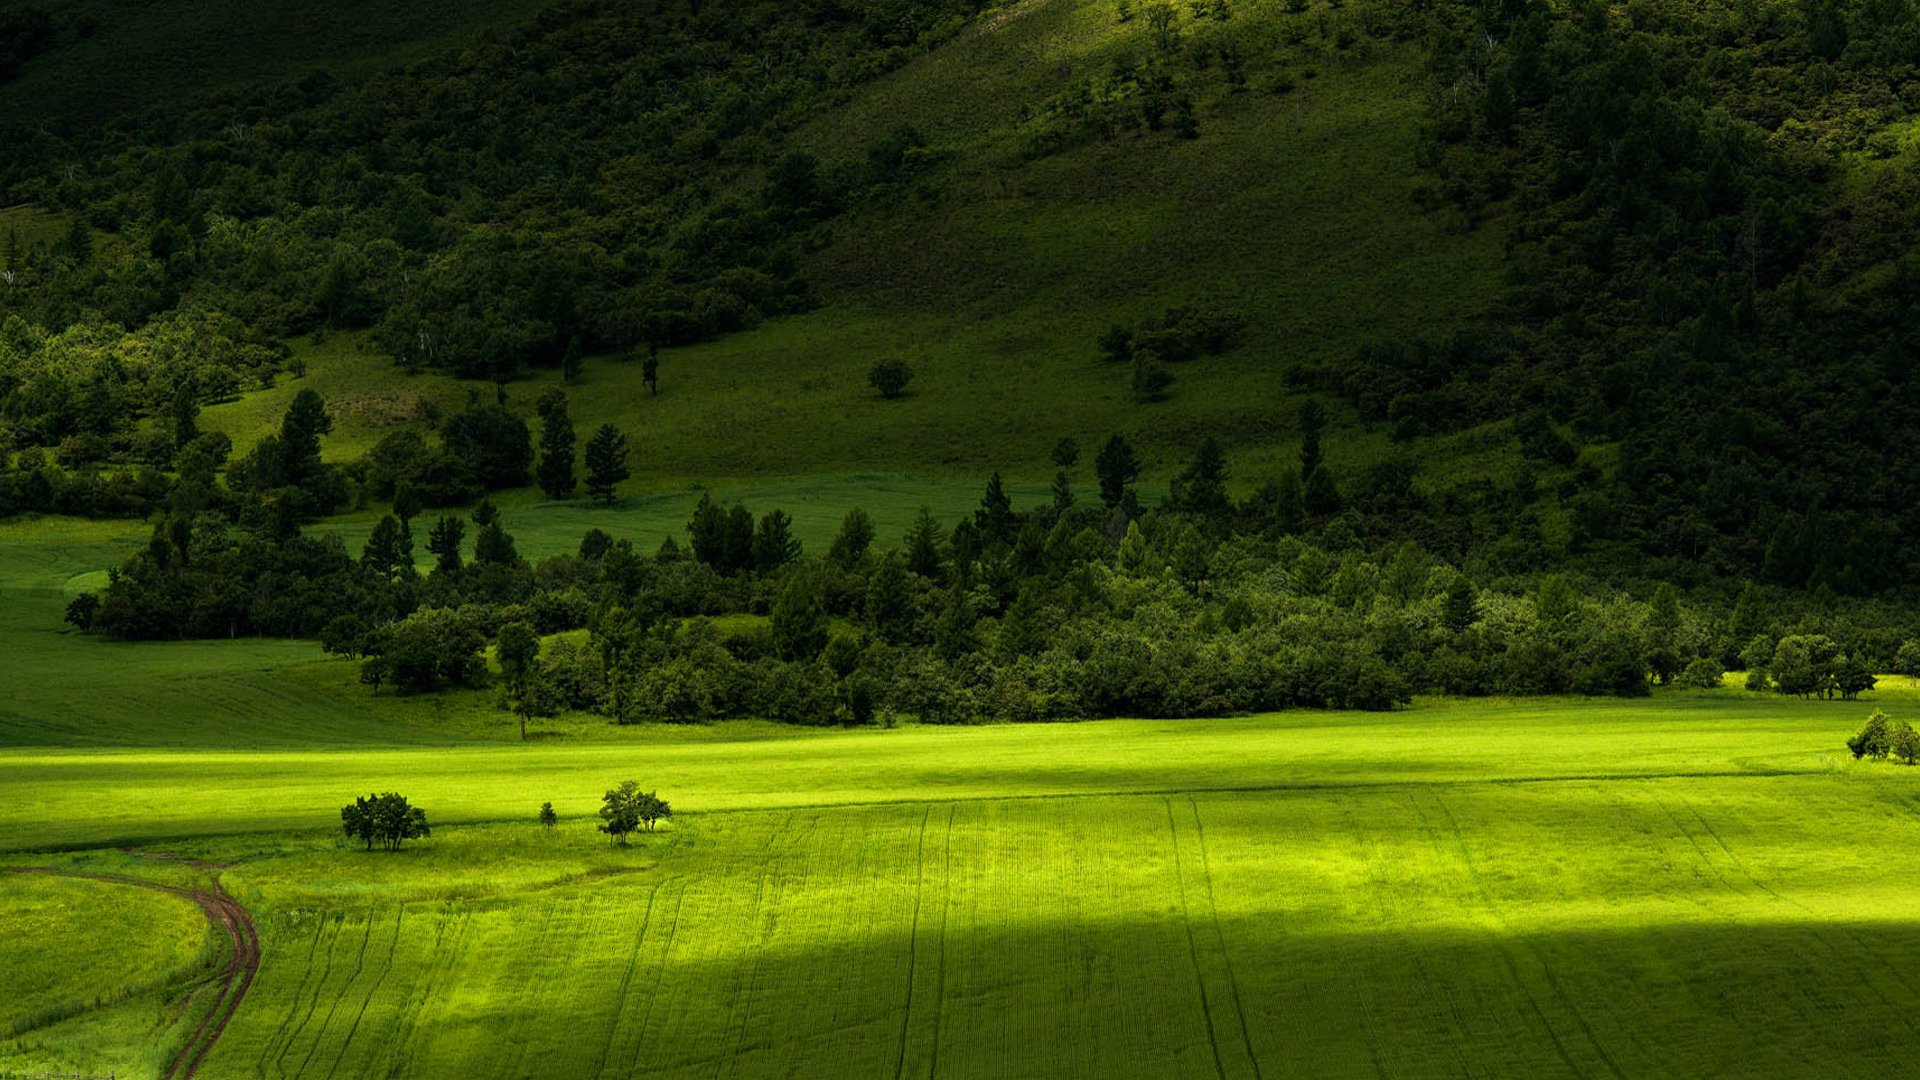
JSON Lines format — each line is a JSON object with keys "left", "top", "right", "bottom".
{"left": 583, "top": 423, "right": 630, "bottom": 504}
{"left": 1171, "top": 438, "right": 1230, "bottom": 519}
{"left": 829, "top": 508, "right": 876, "bottom": 569}
{"left": 535, "top": 391, "right": 577, "bottom": 500}
{"left": 687, "top": 494, "right": 727, "bottom": 567}
{"left": 753, "top": 509, "right": 802, "bottom": 570}
{"left": 1095, "top": 435, "right": 1141, "bottom": 509}
{"left": 561, "top": 335, "right": 584, "bottom": 383}
{"left": 976, "top": 472, "right": 1016, "bottom": 545}
{"left": 427, "top": 516, "right": 465, "bottom": 576}
{"left": 904, "top": 507, "right": 947, "bottom": 580}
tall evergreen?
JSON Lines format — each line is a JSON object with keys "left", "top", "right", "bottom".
{"left": 583, "top": 423, "right": 630, "bottom": 504}
{"left": 536, "top": 390, "right": 577, "bottom": 500}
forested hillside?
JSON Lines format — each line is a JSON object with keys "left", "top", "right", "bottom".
{"left": 2, "top": 0, "right": 1919, "bottom": 593}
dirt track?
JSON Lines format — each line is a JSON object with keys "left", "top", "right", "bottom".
{"left": 4, "top": 862, "right": 259, "bottom": 1079}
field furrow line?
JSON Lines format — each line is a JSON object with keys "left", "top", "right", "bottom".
{"left": 255, "top": 916, "right": 326, "bottom": 1076}
{"left": 290, "top": 909, "right": 375, "bottom": 1080}
{"left": 320, "top": 906, "right": 405, "bottom": 1080}
{"left": 893, "top": 806, "right": 933, "bottom": 1080}
{"left": 1186, "top": 795, "right": 1264, "bottom": 1080}
{"left": 927, "top": 803, "right": 954, "bottom": 1080}
{"left": 1427, "top": 793, "right": 1624, "bottom": 1080}
{"left": 1164, "top": 797, "right": 1228, "bottom": 1080}
{"left": 272, "top": 914, "right": 345, "bottom": 1079}
{"left": 384, "top": 907, "right": 468, "bottom": 1080}
{"left": 596, "top": 883, "right": 665, "bottom": 1080}
{"left": 627, "top": 880, "right": 690, "bottom": 1078}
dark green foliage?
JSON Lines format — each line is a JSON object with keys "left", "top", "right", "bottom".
{"left": 440, "top": 401, "right": 532, "bottom": 490}
{"left": 829, "top": 508, "right": 876, "bottom": 569}
{"left": 1895, "top": 721, "right": 1920, "bottom": 767}
{"left": 772, "top": 573, "right": 828, "bottom": 662}
{"left": 63, "top": 592, "right": 99, "bottom": 631}
{"left": 1169, "top": 438, "right": 1230, "bottom": 520}
{"left": 427, "top": 516, "right": 465, "bottom": 576}
{"left": 903, "top": 507, "right": 947, "bottom": 580}
{"left": 496, "top": 620, "right": 541, "bottom": 739}
{"left": 535, "top": 391, "right": 576, "bottom": 500}
{"left": 599, "top": 781, "right": 670, "bottom": 843}
{"left": 976, "top": 473, "right": 1016, "bottom": 547}
{"left": 753, "top": 509, "right": 802, "bottom": 571}
{"left": 583, "top": 423, "right": 629, "bottom": 505}
{"left": 868, "top": 358, "right": 913, "bottom": 400}
{"left": 539, "top": 801, "right": 557, "bottom": 828}
{"left": 1849, "top": 710, "right": 1893, "bottom": 761}
{"left": 1095, "top": 435, "right": 1141, "bottom": 510}
{"left": 598, "top": 781, "right": 642, "bottom": 845}
{"left": 363, "top": 608, "right": 486, "bottom": 693}
{"left": 341, "top": 792, "right": 430, "bottom": 852}
{"left": 1674, "top": 657, "right": 1726, "bottom": 690}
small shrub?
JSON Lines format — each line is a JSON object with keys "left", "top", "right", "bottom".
{"left": 1674, "top": 657, "right": 1725, "bottom": 690}
{"left": 868, "top": 358, "right": 913, "bottom": 399}
{"left": 539, "top": 801, "right": 558, "bottom": 827}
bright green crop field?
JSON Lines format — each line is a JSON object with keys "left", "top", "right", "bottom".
{"left": 6, "top": 521, "right": 1920, "bottom": 1078}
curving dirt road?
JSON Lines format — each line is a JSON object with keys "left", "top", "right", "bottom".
{"left": 3, "top": 862, "right": 259, "bottom": 1079}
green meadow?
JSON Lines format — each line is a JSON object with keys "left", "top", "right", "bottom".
{"left": 6, "top": 516, "right": 1920, "bottom": 1078}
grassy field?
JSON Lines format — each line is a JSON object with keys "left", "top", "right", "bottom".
{"left": 6, "top": 700, "right": 1920, "bottom": 1077}
{"left": 8, "top": 511, "right": 1920, "bottom": 1076}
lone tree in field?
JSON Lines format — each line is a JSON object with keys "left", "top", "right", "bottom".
{"left": 868, "top": 358, "right": 913, "bottom": 399}
{"left": 539, "top": 801, "right": 558, "bottom": 828}
{"left": 584, "top": 423, "right": 630, "bottom": 504}
{"left": 599, "top": 781, "right": 644, "bottom": 844}
{"left": 1849, "top": 710, "right": 1894, "bottom": 760}
{"left": 642, "top": 353, "right": 660, "bottom": 395}
{"left": 341, "top": 792, "right": 431, "bottom": 851}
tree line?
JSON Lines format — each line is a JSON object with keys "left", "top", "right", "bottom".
{"left": 66, "top": 390, "right": 1920, "bottom": 733}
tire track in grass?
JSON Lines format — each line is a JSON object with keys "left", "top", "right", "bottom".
{"left": 501, "top": 894, "right": 570, "bottom": 1080}
{"left": 290, "top": 909, "right": 375, "bottom": 1080}
{"left": 1186, "top": 795, "right": 1264, "bottom": 1080}
{"left": 384, "top": 907, "right": 467, "bottom": 1080}
{"left": 256, "top": 915, "right": 326, "bottom": 1076}
{"left": 715, "top": 811, "right": 813, "bottom": 1078}
{"left": 1426, "top": 793, "right": 1624, "bottom": 1080}
{"left": 595, "top": 882, "right": 664, "bottom": 1080}
{"left": 893, "top": 807, "right": 933, "bottom": 1080}
{"left": 927, "top": 804, "right": 954, "bottom": 1080}
{"left": 1164, "top": 798, "right": 1228, "bottom": 1080}
{"left": 1670, "top": 792, "right": 1920, "bottom": 1033}
{"left": 321, "top": 906, "right": 405, "bottom": 1080}
{"left": 627, "top": 880, "right": 690, "bottom": 1078}
{"left": 3, "top": 866, "right": 260, "bottom": 1080}
{"left": 273, "top": 913, "right": 345, "bottom": 1079}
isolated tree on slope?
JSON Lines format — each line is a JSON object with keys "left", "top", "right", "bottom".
{"left": 584, "top": 423, "right": 630, "bottom": 504}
